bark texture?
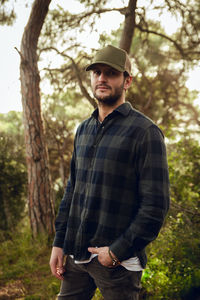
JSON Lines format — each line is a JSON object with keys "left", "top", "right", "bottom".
{"left": 20, "top": 0, "right": 54, "bottom": 237}
{"left": 119, "top": 0, "right": 137, "bottom": 53}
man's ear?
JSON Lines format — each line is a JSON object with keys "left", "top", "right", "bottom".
{"left": 124, "top": 76, "right": 133, "bottom": 90}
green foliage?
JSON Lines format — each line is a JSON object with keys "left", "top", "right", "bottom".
{"left": 142, "top": 137, "right": 200, "bottom": 299}
{"left": 0, "top": 0, "right": 16, "bottom": 26}
{"left": 92, "top": 288, "right": 104, "bottom": 299}
{"left": 43, "top": 89, "right": 93, "bottom": 189}
{"left": 98, "top": 24, "right": 199, "bottom": 137}
{"left": 0, "top": 221, "right": 60, "bottom": 299}
{"left": 0, "top": 111, "right": 24, "bottom": 136}
{"left": 125, "top": 28, "right": 200, "bottom": 137}
{"left": 0, "top": 112, "right": 27, "bottom": 240}
{"left": 40, "top": 3, "right": 200, "bottom": 138}
{"left": 0, "top": 221, "right": 103, "bottom": 299}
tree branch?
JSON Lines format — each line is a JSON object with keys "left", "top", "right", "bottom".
{"left": 135, "top": 24, "right": 187, "bottom": 58}
{"left": 119, "top": 0, "right": 137, "bottom": 53}
{"left": 40, "top": 46, "right": 97, "bottom": 108}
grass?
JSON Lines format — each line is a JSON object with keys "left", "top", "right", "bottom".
{"left": 0, "top": 221, "right": 104, "bottom": 300}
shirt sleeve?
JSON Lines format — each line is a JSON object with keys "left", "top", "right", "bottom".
{"left": 53, "top": 149, "right": 76, "bottom": 249}
{"left": 110, "top": 125, "right": 170, "bottom": 262}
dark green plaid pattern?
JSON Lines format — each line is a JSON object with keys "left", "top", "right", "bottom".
{"left": 53, "top": 102, "right": 170, "bottom": 267}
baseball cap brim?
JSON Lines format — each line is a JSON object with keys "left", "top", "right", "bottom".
{"left": 86, "top": 61, "right": 125, "bottom": 73}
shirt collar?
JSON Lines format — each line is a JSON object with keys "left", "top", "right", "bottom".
{"left": 92, "top": 102, "right": 132, "bottom": 121}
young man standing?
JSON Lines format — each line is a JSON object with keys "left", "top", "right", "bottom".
{"left": 50, "top": 45, "right": 170, "bottom": 300}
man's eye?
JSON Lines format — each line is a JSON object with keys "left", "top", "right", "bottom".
{"left": 107, "top": 71, "right": 117, "bottom": 76}
{"left": 93, "top": 70, "right": 101, "bottom": 76}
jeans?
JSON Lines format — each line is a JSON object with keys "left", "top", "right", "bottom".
{"left": 57, "top": 256, "right": 142, "bottom": 300}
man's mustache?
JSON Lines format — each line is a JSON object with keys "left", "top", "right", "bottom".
{"left": 95, "top": 84, "right": 111, "bottom": 90}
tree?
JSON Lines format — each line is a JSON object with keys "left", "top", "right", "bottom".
{"left": 19, "top": 0, "right": 54, "bottom": 237}
{"left": 39, "top": 0, "right": 200, "bottom": 137}
{"left": 125, "top": 29, "right": 200, "bottom": 136}
{"left": 119, "top": 0, "right": 137, "bottom": 52}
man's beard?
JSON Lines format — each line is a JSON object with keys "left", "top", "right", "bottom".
{"left": 93, "top": 83, "right": 124, "bottom": 106}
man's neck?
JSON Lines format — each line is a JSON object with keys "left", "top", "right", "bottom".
{"left": 98, "top": 99, "right": 125, "bottom": 122}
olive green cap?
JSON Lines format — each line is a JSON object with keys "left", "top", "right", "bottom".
{"left": 86, "top": 45, "right": 132, "bottom": 75}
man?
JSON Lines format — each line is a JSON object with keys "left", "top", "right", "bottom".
{"left": 50, "top": 45, "right": 170, "bottom": 300}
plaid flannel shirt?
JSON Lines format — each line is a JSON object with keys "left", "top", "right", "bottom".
{"left": 53, "top": 102, "right": 170, "bottom": 268}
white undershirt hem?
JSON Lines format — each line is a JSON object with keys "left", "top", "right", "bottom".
{"left": 70, "top": 253, "right": 143, "bottom": 272}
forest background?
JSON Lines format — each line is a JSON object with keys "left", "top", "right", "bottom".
{"left": 0, "top": 0, "right": 200, "bottom": 299}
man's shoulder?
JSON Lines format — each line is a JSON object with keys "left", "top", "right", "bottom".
{"left": 128, "top": 105, "right": 155, "bottom": 128}
{"left": 126, "top": 104, "right": 164, "bottom": 138}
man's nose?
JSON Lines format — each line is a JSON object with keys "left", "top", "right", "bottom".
{"left": 98, "top": 72, "right": 107, "bottom": 81}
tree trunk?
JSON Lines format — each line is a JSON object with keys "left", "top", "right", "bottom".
{"left": 119, "top": 0, "right": 137, "bottom": 53}
{"left": 20, "top": 0, "right": 54, "bottom": 237}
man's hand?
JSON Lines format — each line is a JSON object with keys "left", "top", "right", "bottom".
{"left": 49, "top": 246, "right": 66, "bottom": 280}
{"left": 88, "top": 246, "right": 119, "bottom": 267}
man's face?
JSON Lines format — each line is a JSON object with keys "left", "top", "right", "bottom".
{"left": 90, "top": 64, "right": 126, "bottom": 106}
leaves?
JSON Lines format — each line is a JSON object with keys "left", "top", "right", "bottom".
{"left": 0, "top": 116, "right": 27, "bottom": 238}
{"left": 37, "top": 0, "right": 200, "bottom": 138}
{"left": 143, "top": 137, "right": 200, "bottom": 298}
{"left": 0, "top": 0, "right": 16, "bottom": 26}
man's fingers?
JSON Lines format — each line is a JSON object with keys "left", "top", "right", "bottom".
{"left": 56, "top": 266, "right": 65, "bottom": 280}
{"left": 58, "top": 255, "right": 64, "bottom": 268}
{"left": 50, "top": 265, "right": 65, "bottom": 280}
{"left": 88, "top": 247, "right": 99, "bottom": 254}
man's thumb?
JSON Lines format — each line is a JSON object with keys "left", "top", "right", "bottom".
{"left": 88, "top": 247, "right": 99, "bottom": 254}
